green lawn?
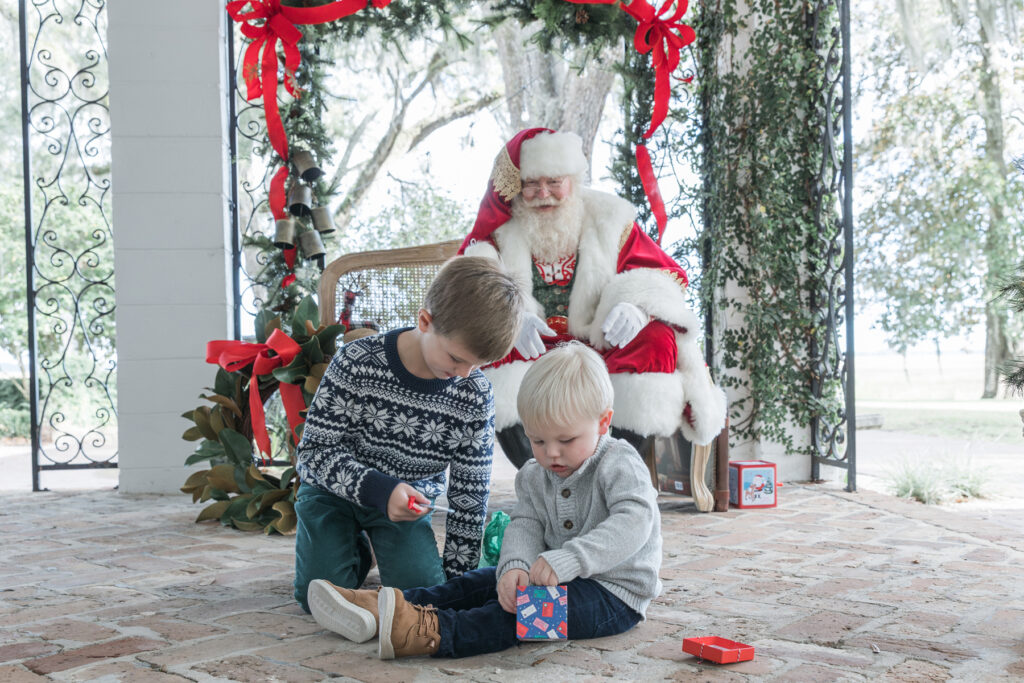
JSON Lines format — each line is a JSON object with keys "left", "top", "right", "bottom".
{"left": 869, "top": 407, "right": 1021, "bottom": 443}
{"left": 856, "top": 351, "right": 1023, "bottom": 443}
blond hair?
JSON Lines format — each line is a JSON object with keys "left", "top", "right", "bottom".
{"left": 517, "top": 341, "right": 614, "bottom": 431}
{"left": 425, "top": 256, "right": 524, "bottom": 362}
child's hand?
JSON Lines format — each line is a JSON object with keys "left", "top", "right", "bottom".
{"left": 387, "top": 483, "right": 430, "bottom": 522}
{"left": 497, "top": 568, "right": 528, "bottom": 613}
{"left": 528, "top": 557, "right": 559, "bottom": 586}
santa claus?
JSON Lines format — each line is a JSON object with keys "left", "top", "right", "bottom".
{"left": 459, "top": 127, "right": 726, "bottom": 466}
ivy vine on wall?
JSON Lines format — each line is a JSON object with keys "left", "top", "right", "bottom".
{"left": 696, "top": 0, "right": 844, "bottom": 453}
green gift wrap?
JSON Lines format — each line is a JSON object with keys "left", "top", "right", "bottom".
{"left": 478, "top": 510, "right": 510, "bottom": 567}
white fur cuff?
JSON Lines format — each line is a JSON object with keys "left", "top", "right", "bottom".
{"left": 589, "top": 268, "right": 699, "bottom": 348}
{"left": 676, "top": 342, "right": 727, "bottom": 445}
{"left": 609, "top": 372, "right": 685, "bottom": 437}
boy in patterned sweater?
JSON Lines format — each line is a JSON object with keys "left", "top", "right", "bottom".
{"left": 293, "top": 257, "right": 524, "bottom": 612}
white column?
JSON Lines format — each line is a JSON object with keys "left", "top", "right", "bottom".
{"left": 110, "top": 3, "right": 233, "bottom": 493}
{"left": 710, "top": 0, "right": 811, "bottom": 485}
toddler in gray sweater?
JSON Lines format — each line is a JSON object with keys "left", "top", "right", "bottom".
{"left": 306, "top": 341, "right": 663, "bottom": 659}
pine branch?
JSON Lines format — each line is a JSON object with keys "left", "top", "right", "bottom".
{"left": 1001, "top": 359, "right": 1024, "bottom": 396}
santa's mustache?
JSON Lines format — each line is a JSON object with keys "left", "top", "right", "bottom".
{"left": 522, "top": 197, "right": 562, "bottom": 208}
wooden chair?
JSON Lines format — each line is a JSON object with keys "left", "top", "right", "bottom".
{"left": 319, "top": 241, "right": 730, "bottom": 512}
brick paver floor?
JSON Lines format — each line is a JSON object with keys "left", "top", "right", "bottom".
{"left": 1, "top": 478, "right": 1022, "bottom": 681}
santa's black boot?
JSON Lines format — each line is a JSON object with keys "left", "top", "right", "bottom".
{"left": 496, "top": 424, "right": 533, "bottom": 469}
{"left": 611, "top": 427, "right": 654, "bottom": 458}
{"left": 613, "top": 427, "right": 658, "bottom": 488}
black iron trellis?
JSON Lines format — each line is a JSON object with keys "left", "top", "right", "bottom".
{"left": 809, "top": 0, "right": 856, "bottom": 490}
{"left": 226, "top": 15, "right": 295, "bottom": 467}
{"left": 227, "top": 22, "right": 243, "bottom": 341}
{"left": 226, "top": 18, "right": 279, "bottom": 337}
{"left": 19, "top": 0, "right": 117, "bottom": 491}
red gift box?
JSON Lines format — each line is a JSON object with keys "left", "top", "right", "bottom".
{"left": 728, "top": 460, "right": 777, "bottom": 508}
{"left": 682, "top": 636, "right": 755, "bottom": 664}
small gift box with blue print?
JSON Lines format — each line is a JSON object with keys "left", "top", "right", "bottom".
{"left": 515, "top": 585, "right": 568, "bottom": 640}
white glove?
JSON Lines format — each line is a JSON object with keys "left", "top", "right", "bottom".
{"left": 601, "top": 302, "right": 648, "bottom": 348}
{"left": 515, "top": 313, "right": 556, "bottom": 359}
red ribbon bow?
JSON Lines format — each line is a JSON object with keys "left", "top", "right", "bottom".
{"left": 565, "top": 0, "right": 695, "bottom": 243}
{"left": 206, "top": 328, "right": 306, "bottom": 463}
{"left": 620, "top": 0, "right": 695, "bottom": 139}
{"left": 226, "top": 0, "right": 391, "bottom": 221}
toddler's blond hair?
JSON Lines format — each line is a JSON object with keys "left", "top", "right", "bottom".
{"left": 517, "top": 341, "right": 613, "bottom": 431}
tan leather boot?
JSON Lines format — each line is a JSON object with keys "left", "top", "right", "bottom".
{"left": 377, "top": 587, "right": 441, "bottom": 659}
{"left": 307, "top": 579, "right": 379, "bottom": 643}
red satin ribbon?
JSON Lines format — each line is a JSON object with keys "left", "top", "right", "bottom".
{"left": 635, "top": 144, "right": 668, "bottom": 237}
{"left": 269, "top": 164, "right": 289, "bottom": 220}
{"left": 227, "top": 0, "right": 390, "bottom": 285}
{"left": 206, "top": 328, "right": 306, "bottom": 463}
{"left": 564, "top": 0, "right": 694, "bottom": 243}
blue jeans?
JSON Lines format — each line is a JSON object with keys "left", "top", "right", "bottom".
{"left": 403, "top": 567, "right": 642, "bottom": 659}
{"left": 293, "top": 484, "right": 446, "bottom": 612}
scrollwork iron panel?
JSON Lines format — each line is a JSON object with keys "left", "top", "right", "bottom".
{"left": 19, "top": 0, "right": 116, "bottom": 491}
{"left": 228, "top": 20, "right": 275, "bottom": 334}
{"left": 809, "top": 0, "right": 856, "bottom": 490}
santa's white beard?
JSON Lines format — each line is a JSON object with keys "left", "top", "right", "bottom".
{"left": 510, "top": 193, "right": 585, "bottom": 263}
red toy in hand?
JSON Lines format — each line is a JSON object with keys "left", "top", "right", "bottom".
{"left": 407, "top": 498, "right": 452, "bottom": 514}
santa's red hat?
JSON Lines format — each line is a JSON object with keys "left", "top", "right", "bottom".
{"left": 458, "top": 128, "right": 589, "bottom": 254}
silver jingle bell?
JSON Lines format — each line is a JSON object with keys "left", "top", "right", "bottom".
{"left": 288, "top": 183, "right": 313, "bottom": 218}
{"left": 298, "top": 228, "right": 326, "bottom": 259}
{"left": 273, "top": 218, "right": 296, "bottom": 249}
{"left": 311, "top": 205, "right": 335, "bottom": 234}
{"left": 291, "top": 149, "right": 324, "bottom": 183}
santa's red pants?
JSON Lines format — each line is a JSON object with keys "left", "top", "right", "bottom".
{"left": 488, "top": 320, "right": 677, "bottom": 373}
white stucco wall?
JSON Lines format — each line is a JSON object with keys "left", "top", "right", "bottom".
{"left": 110, "top": 3, "right": 233, "bottom": 493}
{"left": 714, "top": 276, "right": 812, "bottom": 485}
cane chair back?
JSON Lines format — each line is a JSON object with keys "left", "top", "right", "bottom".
{"left": 318, "top": 240, "right": 461, "bottom": 329}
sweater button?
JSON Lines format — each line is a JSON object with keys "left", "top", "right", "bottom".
{"left": 563, "top": 520, "right": 573, "bottom": 530}
{"left": 561, "top": 488, "right": 570, "bottom": 498}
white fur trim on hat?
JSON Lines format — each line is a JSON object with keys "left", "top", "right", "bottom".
{"left": 519, "top": 131, "right": 588, "bottom": 180}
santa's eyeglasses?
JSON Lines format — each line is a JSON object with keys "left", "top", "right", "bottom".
{"left": 521, "top": 177, "right": 568, "bottom": 193}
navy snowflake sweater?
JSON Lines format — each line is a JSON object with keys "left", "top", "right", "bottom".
{"left": 296, "top": 328, "right": 494, "bottom": 577}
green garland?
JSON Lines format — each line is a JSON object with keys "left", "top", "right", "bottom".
{"left": 243, "top": 22, "right": 337, "bottom": 314}
{"left": 241, "top": 0, "right": 665, "bottom": 316}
